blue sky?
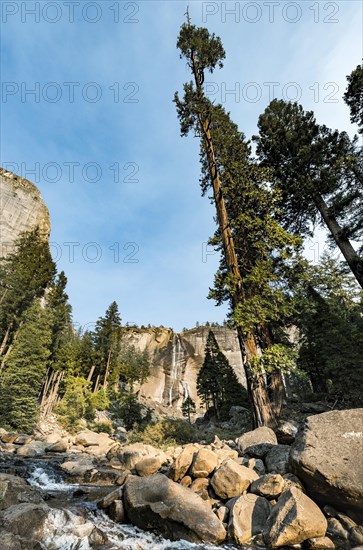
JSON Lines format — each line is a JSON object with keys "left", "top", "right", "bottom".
{"left": 1, "top": 1, "right": 361, "bottom": 331}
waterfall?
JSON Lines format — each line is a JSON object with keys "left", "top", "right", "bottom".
{"left": 168, "top": 334, "right": 186, "bottom": 407}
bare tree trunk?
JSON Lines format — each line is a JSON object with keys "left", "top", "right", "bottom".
{"left": 103, "top": 349, "right": 112, "bottom": 389}
{"left": 0, "top": 323, "right": 22, "bottom": 370}
{"left": 87, "top": 365, "right": 96, "bottom": 383}
{"left": 314, "top": 192, "right": 363, "bottom": 288}
{"left": 0, "top": 324, "right": 12, "bottom": 357}
{"left": 0, "top": 289, "right": 8, "bottom": 305}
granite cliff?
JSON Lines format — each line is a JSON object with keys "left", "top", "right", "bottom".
{"left": 122, "top": 326, "right": 246, "bottom": 413}
{"left": 0, "top": 168, "right": 50, "bottom": 256}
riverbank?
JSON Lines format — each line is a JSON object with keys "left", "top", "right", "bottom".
{"left": 1, "top": 409, "right": 362, "bottom": 549}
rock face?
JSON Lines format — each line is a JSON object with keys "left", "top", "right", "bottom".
{"left": 0, "top": 168, "right": 50, "bottom": 257}
{"left": 123, "top": 326, "right": 246, "bottom": 411}
{"left": 290, "top": 409, "right": 363, "bottom": 514}
{"left": 123, "top": 474, "right": 226, "bottom": 544}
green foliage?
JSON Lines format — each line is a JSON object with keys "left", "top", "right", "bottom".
{"left": 56, "top": 376, "right": 109, "bottom": 432}
{"left": 0, "top": 228, "right": 56, "bottom": 357}
{"left": 130, "top": 418, "right": 199, "bottom": 448}
{"left": 0, "top": 301, "right": 53, "bottom": 432}
{"left": 118, "top": 344, "right": 150, "bottom": 387}
{"left": 109, "top": 391, "right": 151, "bottom": 431}
{"left": 47, "top": 271, "right": 72, "bottom": 361}
{"left": 175, "top": 23, "right": 301, "bottom": 351}
{"left": 295, "top": 255, "right": 363, "bottom": 405}
{"left": 344, "top": 63, "right": 363, "bottom": 133}
{"left": 53, "top": 329, "right": 96, "bottom": 378}
{"left": 255, "top": 99, "right": 363, "bottom": 251}
{"left": 197, "top": 331, "right": 248, "bottom": 420}
{"left": 93, "top": 301, "right": 122, "bottom": 386}
{"left": 181, "top": 396, "right": 196, "bottom": 423}
{"left": 89, "top": 387, "right": 109, "bottom": 411}
{"left": 250, "top": 344, "right": 297, "bottom": 375}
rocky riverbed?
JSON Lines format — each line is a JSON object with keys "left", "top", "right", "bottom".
{"left": 1, "top": 409, "right": 362, "bottom": 549}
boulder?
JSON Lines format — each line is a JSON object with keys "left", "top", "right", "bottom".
{"left": 60, "top": 459, "right": 96, "bottom": 481}
{"left": 0, "top": 474, "right": 44, "bottom": 510}
{"left": 45, "top": 439, "right": 68, "bottom": 453}
{"left": 263, "top": 487, "right": 328, "bottom": 547}
{"left": 211, "top": 458, "right": 258, "bottom": 499}
{"left": 116, "top": 470, "right": 131, "bottom": 486}
{"left": 290, "top": 409, "right": 363, "bottom": 514}
{"left": 180, "top": 476, "right": 192, "bottom": 487}
{"left": 0, "top": 532, "right": 45, "bottom": 549}
{"left": 107, "top": 500, "right": 125, "bottom": 523}
{"left": 265, "top": 445, "right": 291, "bottom": 475}
{"left": 97, "top": 487, "right": 123, "bottom": 509}
{"left": 304, "top": 536, "right": 336, "bottom": 549}
{"left": 214, "top": 447, "right": 239, "bottom": 464}
{"left": 190, "top": 478, "right": 210, "bottom": 500}
{"left": 250, "top": 474, "right": 285, "bottom": 499}
{"left": 1, "top": 503, "right": 50, "bottom": 539}
{"left": 242, "top": 457, "right": 266, "bottom": 476}
{"left": 350, "top": 526, "right": 363, "bottom": 546}
{"left": 113, "top": 443, "right": 163, "bottom": 471}
{"left": 74, "top": 430, "right": 114, "bottom": 454}
{"left": 237, "top": 427, "right": 277, "bottom": 457}
{"left": 169, "top": 444, "right": 198, "bottom": 482}
{"left": 228, "top": 493, "right": 272, "bottom": 544}
{"left": 135, "top": 456, "right": 163, "bottom": 477}
{"left": 123, "top": 474, "right": 226, "bottom": 544}
{"left": 1, "top": 433, "right": 19, "bottom": 444}
{"left": 283, "top": 473, "right": 305, "bottom": 493}
{"left": 215, "top": 505, "right": 229, "bottom": 523}
{"left": 13, "top": 435, "right": 32, "bottom": 446}
{"left": 276, "top": 420, "right": 299, "bottom": 444}
{"left": 16, "top": 441, "right": 46, "bottom": 458}
{"left": 190, "top": 448, "right": 218, "bottom": 478}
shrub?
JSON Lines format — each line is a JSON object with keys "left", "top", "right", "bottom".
{"left": 130, "top": 418, "right": 199, "bottom": 448}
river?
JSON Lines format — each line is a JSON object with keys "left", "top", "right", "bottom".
{"left": 2, "top": 457, "right": 244, "bottom": 550}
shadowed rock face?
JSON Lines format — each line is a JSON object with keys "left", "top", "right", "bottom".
{"left": 122, "top": 326, "right": 246, "bottom": 411}
{"left": 0, "top": 168, "right": 50, "bottom": 257}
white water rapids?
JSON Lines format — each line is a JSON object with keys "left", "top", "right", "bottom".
{"left": 26, "top": 465, "right": 241, "bottom": 550}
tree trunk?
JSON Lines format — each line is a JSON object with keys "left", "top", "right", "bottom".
{"left": 236, "top": 327, "right": 277, "bottom": 428}
{"left": 0, "top": 324, "right": 12, "bottom": 357}
{"left": 268, "top": 371, "right": 284, "bottom": 418}
{"left": 313, "top": 192, "right": 363, "bottom": 288}
{"left": 259, "top": 323, "right": 284, "bottom": 418}
{"left": 0, "top": 323, "right": 22, "bottom": 370}
{"left": 190, "top": 49, "right": 276, "bottom": 429}
{"left": 103, "top": 349, "right": 112, "bottom": 389}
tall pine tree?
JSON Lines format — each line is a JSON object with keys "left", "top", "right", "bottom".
{"left": 197, "top": 331, "right": 248, "bottom": 420}
{"left": 0, "top": 301, "right": 53, "bottom": 432}
{"left": 174, "top": 19, "right": 300, "bottom": 427}
{"left": 255, "top": 100, "right": 363, "bottom": 288}
{"left": 93, "top": 301, "right": 122, "bottom": 388}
